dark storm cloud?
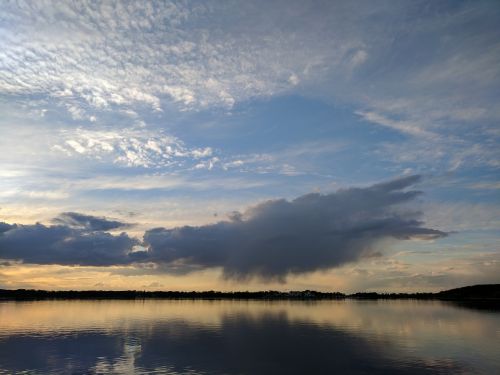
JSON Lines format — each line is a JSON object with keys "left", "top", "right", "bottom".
{"left": 0, "top": 176, "right": 446, "bottom": 275}
{"left": 52, "top": 212, "right": 130, "bottom": 231}
{"left": 0, "top": 222, "right": 13, "bottom": 234}
{"left": 144, "top": 175, "right": 446, "bottom": 280}
{"left": 0, "top": 216, "right": 139, "bottom": 266}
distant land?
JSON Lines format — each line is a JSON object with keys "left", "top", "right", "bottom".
{"left": 1, "top": 284, "right": 499, "bottom": 302}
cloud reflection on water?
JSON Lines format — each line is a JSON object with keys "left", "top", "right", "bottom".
{"left": 0, "top": 300, "right": 498, "bottom": 374}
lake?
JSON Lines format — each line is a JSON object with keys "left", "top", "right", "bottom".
{"left": 0, "top": 299, "right": 498, "bottom": 374}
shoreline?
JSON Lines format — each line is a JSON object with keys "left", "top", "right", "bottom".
{"left": 1, "top": 284, "right": 499, "bottom": 302}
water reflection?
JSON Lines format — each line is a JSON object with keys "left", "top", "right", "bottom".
{"left": 0, "top": 300, "right": 498, "bottom": 374}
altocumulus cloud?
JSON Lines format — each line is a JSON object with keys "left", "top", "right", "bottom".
{"left": 144, "top": 175, "right": 446, "bottom": 280}
{"left": 0, "top": 176, "right": 446, "bottom": 278}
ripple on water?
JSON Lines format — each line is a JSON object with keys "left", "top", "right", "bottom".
{"left": 0, "top": 299, "right": 498, "bottom": 374}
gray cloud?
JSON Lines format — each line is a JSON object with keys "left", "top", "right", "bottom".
{"left": 0, "top": 176, "right": 446, "bottom": 276}
{"left": 144, "top": 175, "right": 446, "bottom": 280}
{"left": 52, "top": 212, "right": 130, "bottom": 231}
{"left": 0, "top": 217, "right": 138, "bottom": 266}
{"left": 0, "top": 223, "right": 13, "bottom": 234}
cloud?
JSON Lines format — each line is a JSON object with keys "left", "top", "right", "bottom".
{"left": 1, "top": 0, "right": 498, "bottom": 177}
{"left": 467, "top": 182, "right": 500, "bottom": 190}
{"left": 0, "top": 176, "right": 445, "bottom": 277}
{"left": 53, "top": 127, "right": 215, "bottom": 168}
{"left": 0, "top": 215, "right": 139, "bottom": 266}
{"left": 347, "top": 252, "right": 500, "bottom": 292}
{"left": 52, "top": 212, "right": 130, "bottom": 231}
{"left": 0, "top": 223, "right": 14, "bottom": 234}
{"left": 144, "top": 175, "right": 446, "bottom": 280}
{"left": 355, "top": 111, "right": 438, "bottom": 139}
{"left": 422, "top": 202, "right": 500, "bottom": 232}
{"left": 0, "top": 0, "right": 361, "bottom": 116}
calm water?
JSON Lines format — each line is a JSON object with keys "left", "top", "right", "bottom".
{"left": 0, "top": 299, "right": 499, "bottom": 374}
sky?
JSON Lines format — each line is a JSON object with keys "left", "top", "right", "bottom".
{"left": 0, "top": 0, "right": 499, "bottom": 292}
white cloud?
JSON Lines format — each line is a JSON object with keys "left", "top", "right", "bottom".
{"left": 54, "top": 128, "right": 214, "bottom": 168}
{"left": 349, "top": 49, "right": 368, "bottom": 68}
{"left": 193, "top": 157, "right": 219, "bottom": 171}
{"left": 288, "top": 74, "right": 300, "bottom": 86}
{"left": 65, "top": 140, "right": 87, "bottom": 154}
{"left": 0, "top": 1, "right": 363, "bottom": 118}
{"left": 355, "top": 111, "right": 438, "bottom": 139}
